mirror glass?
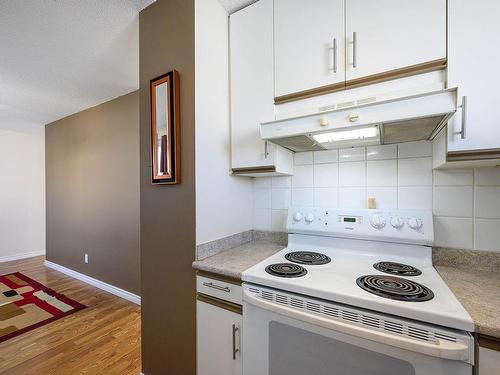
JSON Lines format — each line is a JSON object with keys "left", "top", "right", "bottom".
{"left": 150, "top": 70, "right": 179, "bottom": 184}
{"left": 155, "top": 81, "right": 170, "bottom": 177}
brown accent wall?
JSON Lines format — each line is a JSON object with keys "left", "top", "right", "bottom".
{"left": 45, "top": 91, "right": 141, "bottom": 295}
{"left": 139, "top": 1, "right": 196, "bottom": 374}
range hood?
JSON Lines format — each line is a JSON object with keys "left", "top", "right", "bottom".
{"left": 260, "top": 88, "right": 457, "bottom": 152}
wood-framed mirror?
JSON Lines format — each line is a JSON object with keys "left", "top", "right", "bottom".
{"left": 150, "top": 70, "right": 180, "bottom": 184}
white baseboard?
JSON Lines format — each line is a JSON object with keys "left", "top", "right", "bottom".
{"left": 0, "top": 250, "right": 45, "bottom": 263}
{"left": 44, "top": 260, "right": 141, "bottom": 305}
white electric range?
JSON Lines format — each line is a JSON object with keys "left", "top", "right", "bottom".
{"left": 241, "top": 207, "right": 475, "bottom": 375}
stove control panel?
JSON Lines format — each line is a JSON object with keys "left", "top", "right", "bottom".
{"left": 287, "top": 207, "right": 434, "bottom": 245}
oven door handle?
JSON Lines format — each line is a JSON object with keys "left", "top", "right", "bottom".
{"left": 243, "top": 290, "right": 471, "bottom": 363}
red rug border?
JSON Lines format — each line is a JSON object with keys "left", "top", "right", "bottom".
{"left": 0, "top": 271, "right": 87, "bottom": 344}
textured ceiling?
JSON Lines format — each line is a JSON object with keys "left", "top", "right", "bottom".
{"left": 218, "top": 0, "right": 258, "bottom": 14}
{"left": 0, "top": 0, "right": 154, "bottom": 127}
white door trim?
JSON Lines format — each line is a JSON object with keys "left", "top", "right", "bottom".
{"left": 44, "top": 260, "right": 141, "bottom": 305}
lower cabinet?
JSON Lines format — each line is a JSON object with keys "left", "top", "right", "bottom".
{"left": 197, "top": 299, "right": 242, "bottom": 375}
{"left": 478, "top": 336, "right": 500, "bottom": 375}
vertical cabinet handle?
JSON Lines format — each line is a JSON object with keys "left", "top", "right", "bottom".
{"left": 352, "top": 32, "right": 357, "bottom": 68}
{"left": 330, "top": 38, "right": 337, "bottom": 73}
{"left": 459, "top": 96, "right": 467, "bottom": 139}
{"left": 232, "top": 324, "right": 240, "bottom": 360}
{"left": 264, "top": 141, "right": 269, "bottom": 159}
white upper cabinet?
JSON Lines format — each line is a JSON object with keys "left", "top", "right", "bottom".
{"left": 230, "top": 0, "right": 293, "bottom": 176}
{"left": 273, "top": 0, "right": 446, "bottom": 102}
{"left": 274, "top": 0, "right": 345, "bottom": 98}
{"left": 447, "top": 0, "right": 500, "bottom": 153}
{"left": 345, "top": 0, "right": 446, "bottom": 81}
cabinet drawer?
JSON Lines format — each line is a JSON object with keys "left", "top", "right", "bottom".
{"left": 197, "top": 275, "right": 242, "bottom": 305}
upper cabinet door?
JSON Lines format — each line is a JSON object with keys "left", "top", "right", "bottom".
{"left": 230, "top": 0, "right": 275, "bottom": 169}
{"left": 274, "top": 0, "right": 345, "bottom": 99}
{"left": 345, "top": 0, "right": 446, "bottom": 82}
{"left": 447, "top": 0, "right": 500, "bottom": 153}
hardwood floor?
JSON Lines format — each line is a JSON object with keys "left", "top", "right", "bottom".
{"left": 0, "top": 256, "right": 141, "bottom": 375}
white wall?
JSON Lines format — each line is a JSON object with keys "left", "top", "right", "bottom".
{"left": 195, "top": 0, "right": 253, "bottom": 245}
{"left": 0, "top": 124, "right": 45, "bottom": 261}
{"left": 253, "top": 141, "right": 500, "bottom": 252}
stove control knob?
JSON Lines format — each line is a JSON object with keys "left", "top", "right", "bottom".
{"left": 390, "top": 216, "right": 405, "bottom": 229}
{"left": 293, "top": 212, "right": 303, "bottom": 222}
{"left": 370, "top": 214, "right": 386, "bottom": 229}
{"left": 305, "top": 213, "right": 315, "bottom": 223}
{"left": 408, "top": 217, "right": 423, "bottom": 230}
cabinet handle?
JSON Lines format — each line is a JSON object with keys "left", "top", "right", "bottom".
{"left": 264, "top": 141, "right": 269, "bottom": 159}
{"left": 456, "top": 95, "right": 467, "bottom": 139}
{"left": 232, "top": 324, "right": 239, "bottom": 360}
{"left": 352, "top": 32, "right": 357, "bottom": 68}
{"left": 202, "top": 282, "right": 230, "bottom": 293}
{"left": 330, "top": 38, "right": 338, "bottom": 73}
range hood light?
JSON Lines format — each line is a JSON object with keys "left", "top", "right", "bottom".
{"left": 312, "top": 127, "right": 379, "bottom": 144}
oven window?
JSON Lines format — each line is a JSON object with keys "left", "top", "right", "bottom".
{"left": 269, "top": 321, "right": 415, "bottom": 375}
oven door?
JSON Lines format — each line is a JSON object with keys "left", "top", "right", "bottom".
{"left": 242, "top": 288, "right": 473, "bottom": 375}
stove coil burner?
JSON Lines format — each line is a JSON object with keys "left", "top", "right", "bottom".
{"left": 285, "top": 251, "right": 331, "bottom": 265}
{"left": 356, "top": 275, "right": 434, "bottom": 302}
{"left": 265, "top": 263, "right": 308, "bottom": 278}
{"left": 373, "top": 261, "right": 422, "bottom": 276}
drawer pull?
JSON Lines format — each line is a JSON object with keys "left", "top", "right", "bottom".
{"left": 202, "top": 281, "right": 230, "bottom": 293}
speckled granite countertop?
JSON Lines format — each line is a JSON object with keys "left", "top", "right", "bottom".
{"left": 192, "top": 241, "right": 285, "bottom": 280}
{"left": 436, "top": 266, "right": 500, "bottom": 338}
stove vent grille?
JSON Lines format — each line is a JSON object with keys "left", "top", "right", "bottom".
{"left": 246, "top": 286, "right": 463, "bottom": 345}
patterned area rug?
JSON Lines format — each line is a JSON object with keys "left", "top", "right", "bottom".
{"left": 0, "top": 272, "right": 86, "bottom": 343}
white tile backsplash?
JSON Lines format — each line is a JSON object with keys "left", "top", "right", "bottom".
{"left": 252, "top": 142, "right": 500, "bottom": 251}
{"left": 367, "top": 144, "right": 397, "bottom": 160}
{"left": 313, "top": 188, "right": 338, "bottom": 207}
{"left": 294, "top": 151, "right": 313, "bottom": 165}
{"left": 292, "top": 165, "right": 313, "bottom": 188}
{"left": 433, "top": 169, "right": 473, "bottom": 186}
{"left": 339, "top": 161, "right": 366, "bottom": 186}
{"left": 339, "top": 187, "right": 366, "bottom": 208}
{"left": 291, "top": 188, "right": 314, "bottom": 207}
{"left": 253, "top": 177, "right": 271, "bottom": 189}
{"left": 271, "top": 188, "right": 291, "bottom": 209}
{"left": 474, "top": 219, "right": 500, "bottom": 252}
{"left": 474, "top": 167, "right": 500, "bottom": 186}
{"left": 339, "top": 147, "right": 365, "bottom": 162}
{"left": 475, "top": 186, "right": 500, "bottom": 219}
{"left": 254, "top": 188, "right": 271, "bottom": 209}
{"left": 366, "top": 160, "right": 397, "bottom": 186}
{"left": 271, "top": 209, "right": 288, "bottom": 232}
{"left": 398, "top": 140, "right": 432, "bottom": 158}
{"left": 398, "top": 186, "right": 433, "bottom": 210}
{"left": 434, "top": 217, "right": 473, "bottom": 249}
{"left": 366, "top": 187, "right": 398, "bottom": 209}
{"left": 433, "top": 186, "right": 473, "bottom": 217}
{"left": 272, "top": 176, "right": 291, "bottom": 188}
{"left": 313, "top": 149, "right": 338, "bottom": 164}
{"left": 398, "top": 157, "right": 433, "bottom": 186}
{"left": 313, "top": 163, "right": 338, "bottom": 187}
